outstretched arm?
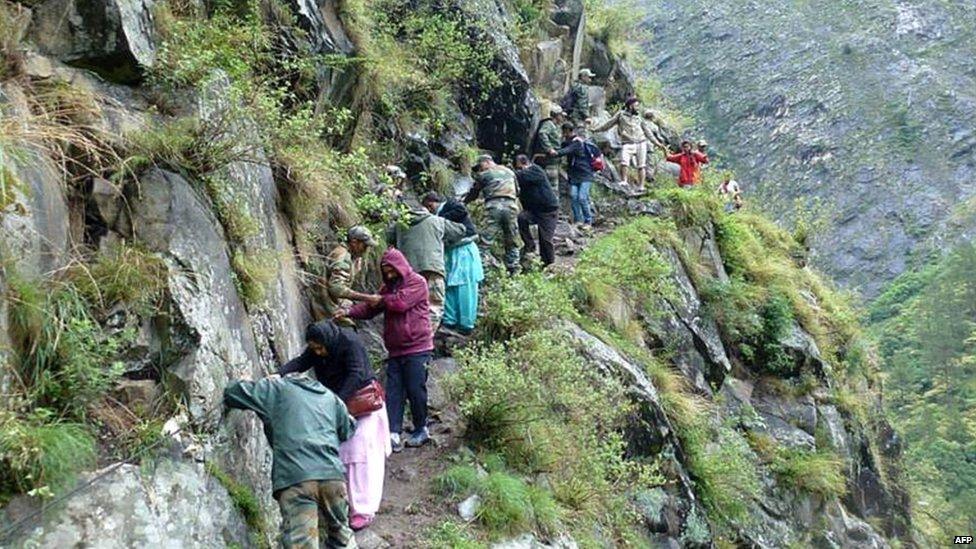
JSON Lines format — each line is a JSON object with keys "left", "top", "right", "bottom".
{"left": 590, "top": 111, "right": 620, "bottom": 133}
{"left": 224, "top": 378, "right": 278, "bottom": 422}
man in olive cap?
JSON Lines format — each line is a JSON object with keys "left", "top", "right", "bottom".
{"left": 534, "top": 102, "right": 566, "bottom": 193}
{"left": 561, "top": 68, "right": 594, "bottom": 125}
{"left": 315, "top": 226, "right": 378, "bottom": 324}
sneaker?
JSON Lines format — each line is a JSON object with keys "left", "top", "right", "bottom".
{"left": 350, "top": 514, "right": 373, "bottom": 531}
{"left": 391, "top": 433, "right": 404, "bottom": 453}
{"left": 405, "top": 427, "right": 430, "bottom": 448}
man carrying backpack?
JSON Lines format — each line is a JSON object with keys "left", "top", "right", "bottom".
{"left": 549, "top": 123, "right": 602, "bottom": 230}
{"left": 561, "top": 68, "right": 594, "bottom": 125}
{"left": 591, "top": 97, "right": 666, "bottom": 191}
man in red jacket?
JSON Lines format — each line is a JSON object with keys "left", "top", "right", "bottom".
{"left": 337, "top": 248, "right": 434, "bottom": 452}
{"left": 666, "top": 140, "right": 709, "bottom": 187}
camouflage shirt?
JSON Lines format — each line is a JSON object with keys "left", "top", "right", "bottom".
{"left": 535, "top": 119, "right": 562, "bottom": 162}
{"left": 320, "top": 244, "right": 363, "bottom": 316}
{"left": 471, "top": 165, "right": 519, "bottom": 202}
{"left": 568, "top": 82, "right": 590, "bottom": 122}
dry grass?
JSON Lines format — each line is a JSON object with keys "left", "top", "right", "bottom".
{"left": 0, "top": 0, "right": 30, "bottom": 81}
{"left": 0, "top": 79, "right": 120, "bottom": 188}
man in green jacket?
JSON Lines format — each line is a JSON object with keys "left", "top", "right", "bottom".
{"left": 224, "top": 375, "right": 357, "bottom": 548}
{"left": 465, "top": 155, "right": 522, "bottom": 275}
{"left": 591, "top": 97, "right": 667, "bottom": 191}
{"left": 386, "top": 206, "right": 467, "bottom": 331}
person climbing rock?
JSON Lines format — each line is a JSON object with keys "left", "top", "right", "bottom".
{"left": 386, "top": 204, "right": 467, "bottom": 332}
{"left": 561, "top": 68, "right": 594, "bottom": 125}
{"left": 465, "top": 154, "right": 522, "bottom": 275}
{"left": 422, "top": 192, "right": 484, "bottom": 334}
{"left": 224, "top": 374, "right": 357, "bottom": 549}
{"left": 278, "top": 321, "right": 391, "bottom": 532}
{"left": 314, "top": 226, "right": 377, "bottom": 324}
{"left": 514, "top": 154, "right": 559, "bottom": 267}
{"left": 666, "top": 140, "right": 709, "bottom": 188}
{"left": 549, "top": 123, "right": 598, "bottom": 230}
{"left": 534, "top": 102, "right": 566, "bottom": 194}
{"left": 590, "top": 97, "right": 666, "bottom": 192}
{"left": 337, "top": 249, "right": 434, "bottom": 452}
{"left": 719, "top": 174, "right": 743, "bottom": 212}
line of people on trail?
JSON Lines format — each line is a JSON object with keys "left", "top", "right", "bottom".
{"left": 221, "top": 67, "right": 746, "bottom": 549}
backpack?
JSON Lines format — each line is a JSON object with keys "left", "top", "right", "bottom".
{"left": 559, "top": 88, "right": 576, "bottom": 113}
{"left": 582, "top": 140, "right": 606, "bottom": 172}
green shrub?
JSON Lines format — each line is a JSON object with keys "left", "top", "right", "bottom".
{"left": 478, "top": 471, "right": 535, "bottom": 536}
{"left": 434, "top": 464, "right": 481, "bottom": 499}
{"left": 479, "top": 271, "right": 577, "bottom": 340}
{"left": 231, "top": 249, "right": 277, "bottom": 308}
{"left": 771, "top": 449, "right": 847, "bottom": 498}
{"left": 7, "top": 279, "right": 130, "bottom": 419}
{"left": 575, "top": 217, "right": 674, "bottom": 301}
{"left": 0, "top": 412, "right": 96, "bottom": 502}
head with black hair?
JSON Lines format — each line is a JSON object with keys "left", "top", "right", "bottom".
{"left": 422, "top": 191, "right": 444, "bottom": 213}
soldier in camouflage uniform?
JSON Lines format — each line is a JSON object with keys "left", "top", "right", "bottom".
{"left": 224, "top": 375, "right": 357, "bottom": 549}
{"left": 315, "top": 226, "right": 377, "bottom": 325}
{"left": 534, "top": 103, "right": 565, "bottom": 194}
{"left": 465, "top": 155, "right": 522, "bottom": 274}
{"left": 562, "top": 68, "right": 594, "bottom": 125}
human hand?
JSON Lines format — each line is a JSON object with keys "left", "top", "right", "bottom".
{"left": 333, "top": 308, "right": 349, "bottom": 320}
{"left": 267, "top": 373, "right": 281, "bottom": 380}
{"left": 365, "top": 294, "right": 383, "bottom": 306}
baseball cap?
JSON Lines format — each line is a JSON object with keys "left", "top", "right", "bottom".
{"left": 347, "top": 226, "right": 377, "bottom": 246}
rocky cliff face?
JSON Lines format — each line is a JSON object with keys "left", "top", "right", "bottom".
{"left": 0, "top": 0, "right": 913, "bottom": 546}
{"left": 640, "top": 0, "right": 976, "bottom": 297}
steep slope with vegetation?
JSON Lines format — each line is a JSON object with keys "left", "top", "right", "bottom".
{"left": 0, "top": 0, "right": 913, "bottom": 547}
{"left": 640, "top": 0, "right": 976, "bottom": 297}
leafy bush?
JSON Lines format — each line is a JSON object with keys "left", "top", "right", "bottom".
{"left": 479, "top": 271, "right": 577, "bottom": 340}
{"left": 582, "top": 0, "right": 648, "bottom": 59}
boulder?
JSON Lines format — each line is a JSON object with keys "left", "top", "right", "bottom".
{"left": 27, "top": 0, "right": 157, "bottom": 83}
{"left": 526, "top": 39, "right": 568, "bottom": 97}
{"left": 565, "top": 324, "right": 711, "bottom": 543}
{"left": 15, "top": 461, "right": 251, "bottom": 547}
{"left": 458, "top": 494, "right": 481, "bottom": 521}
{"left": 642, "top": 246, "right": 732, "bottom": 394}
{"left": 492, "top": 534, "right": 579, "bottom": 549}
{"left": 198, "top": 72, "right": 309, "bottom": 372}
{"left": 0, "top": 85, "right": 71, "bottom": 279}
{"left": 455, "top": 0, "right": 540, "bottom": 155}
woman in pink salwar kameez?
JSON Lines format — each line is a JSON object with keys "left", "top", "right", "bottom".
{"left": 340, "top": 403, "right": 392, "bottom": 529}
{"left": 278, "top": 320, "right": 392, "bottom": 530}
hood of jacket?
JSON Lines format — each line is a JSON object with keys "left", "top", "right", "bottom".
{"left": 304, "top": 320, "right": 343, "bottom": 355}
{"left": 406, "top": 208, "right": 432, "bottom": 226}
{"left": 283, "top": 376, "right": 328, "bottom": 394}
{"left": 382, "top": 247, "right": 414, "bottom": 280}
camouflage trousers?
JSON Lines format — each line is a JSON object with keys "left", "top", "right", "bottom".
{"left": 277, "top": 480, "right": 357, "bottom": 549}
{"left": 421, "top": 271, "right": 445, "bottom": 331}
{"left": 544, "top": 163, "right": 561, "bottom": 195}
{"left": 483, "top": 199, "right": 522, "bottom": 273}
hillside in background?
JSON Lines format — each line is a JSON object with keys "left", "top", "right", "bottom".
{"left": 640, "top": 0, "right": 976, "bottom": 298}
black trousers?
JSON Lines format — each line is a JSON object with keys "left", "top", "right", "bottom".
{"left": 518, "top": 209, "right": 558, "bottom": 266}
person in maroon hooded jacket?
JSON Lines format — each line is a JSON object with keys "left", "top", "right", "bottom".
{"left": 336, "top": 248, "right": 434, "bottom": 453}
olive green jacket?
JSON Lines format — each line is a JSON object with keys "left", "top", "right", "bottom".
{"left": 224, "top": 377, "right": 355, "bottom": 493}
